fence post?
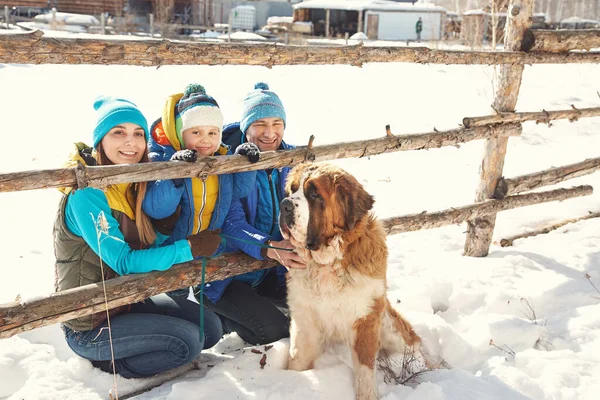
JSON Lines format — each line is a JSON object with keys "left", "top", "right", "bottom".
{"left": 50, "top": 7, "right": 57, "bottom": 30}
{"left": 357, "top": 10, "right": 363, "bottom": 33}
{"left": 100, "top": 12, "right": 106, "bottom": 35}
{"left": 345, "top": 31, "right": 349, "bottom": 45}
{"left": 149, "top": 13, "right": 154, "bottom": 37}
{"left": 4, "top": 6, "right": 9, "bottom": 29}
{"left": 227, "top": 12, "right": 232, "bottom": 42}
{"left": 463, "top": 0, "right": 534, "bottom": 257}
{"left": 325, "top": 9, "right": 330, "bottom": 38}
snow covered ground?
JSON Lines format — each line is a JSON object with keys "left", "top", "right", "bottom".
{"left": 1, "top": 43, "right": 600, "bottom": 400}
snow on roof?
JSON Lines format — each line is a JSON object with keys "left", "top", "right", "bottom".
{"left": 267, "top": 16, "right": 294, "bottom": 25}
{"left": 34, "top": 12, "right": 100, "bottom": 25}
{"left": 217, "top": 31, "right": 267, "bottom": 41}
{"left": 560, "top": 16, "right": 600, "bottom": 24}
{"left": 234, "top": 5, "right": 256, "bottom": 11}
{"left": 293, "top": 0, "right": 446, "bottom": 12}
{"left": 462, "top": 9, "right": 487, "bottom": 16}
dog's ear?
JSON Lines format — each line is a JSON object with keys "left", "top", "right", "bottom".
{"left": 335, "top": 173, "right": 374, "bottom": 231}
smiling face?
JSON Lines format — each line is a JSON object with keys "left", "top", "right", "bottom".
{"left": 100, "top": 122, "right": 147, "bottom": 165}
{"left": 182, "top": 125, "right": 221, "bottom": 156}
{"left": 245, "top": 117, "right": 284, "bottom": 152}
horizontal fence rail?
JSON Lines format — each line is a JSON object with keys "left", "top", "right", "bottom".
{"left": 498, "top": 210, "right": 600, "bottom": 247}
{"left": 523, "top": 29, "right": 600, "bottom": 53}
{"left": 384, "top": 185, "right": 592, "bottom": 235}
{"left": 0, "top": 123, "right": 522, "bottom": 193}
{"left": 462, "top": 106, "right": 600, "bottom": 128}
{"left": 2, "top": 31, "right": 600, "bottom": 66}
{"left": 0, "top": 184, "right": 591, "bottom": 339}
{"left": 494, "top": 157, "right": 600, "bottom": 198}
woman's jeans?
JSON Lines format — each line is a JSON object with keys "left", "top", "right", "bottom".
{"left": 63, "top": 292, "right": 223, "bottom": 379}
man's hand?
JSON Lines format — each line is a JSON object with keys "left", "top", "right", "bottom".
{"left": 267, "top": 239, "right": 306, "bottom": 270}
{"left": 171, "top": 149, "right": 197, "bottom": 163}
{"left": 234, "top": 142, "right": 260, "bottom": 163}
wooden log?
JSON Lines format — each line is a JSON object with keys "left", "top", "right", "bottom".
{"left": 0, "top": 252, "right": 279, "bottom": 339}
{"left": 1, "top": 30, "right": 600, "bottom": 67}
{"left": 464, "top": 0, "right": 534, "bottom": 257}
{"left": 498, "top": 211, "right": 600, "bottom": 247}
{"left": 494, "top": 157, "right": 600, "bottom": 198}
{"left": 462, "top": 106, "right": 600, "bottom": 128}
{"left": 0, "top": 184, "right": 592, "bottom": 339}
{"left": 0, "top": 123, "right": 521, "bottom": 193}
{"left": 382, "top": 185, "right": 592, "bottom": 235}
{"left": 522, "top": 29, "right": 600, "bottom": 53}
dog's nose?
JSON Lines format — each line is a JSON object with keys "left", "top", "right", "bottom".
{"left": 281, "top": 198, "right": 294, "bottom": 214}
{"left": 279, "top": 197, "right": 295, "bottom": 229}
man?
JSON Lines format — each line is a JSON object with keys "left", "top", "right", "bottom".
{"left": 206, "top": 82, "right": 305, "bottom": 345}
{"left": 416, "top": 17, "right": 423, "bottom": 41}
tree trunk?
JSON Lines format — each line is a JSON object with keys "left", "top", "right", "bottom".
{"left": 2, "top": 30, "right": 600, "bottom": 67}
{"left": 464, "top": 0, "right": 534, "bottom": 257}
{"left": 0, "top": 123, "right": 521, "bottom": 193}
{"left": 0, "top": 185, "right": 592, "bottom": 339}
{"left": 494, "top": 157, "right": 600, "bottom": 198}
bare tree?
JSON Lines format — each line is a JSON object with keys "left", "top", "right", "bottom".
{"left": 152, "top": 0, "right": 174, "bottom": 24}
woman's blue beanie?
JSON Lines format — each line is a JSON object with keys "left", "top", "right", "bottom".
{"left": 92, "top": 96, "right": 149, "bottom": 148}
{"left": 240, "top": 82, "right": 286, "bottom": 134}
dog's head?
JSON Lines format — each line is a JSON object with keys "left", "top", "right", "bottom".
{"left": 279, "top": 163, "right": 374, "bottom": 252}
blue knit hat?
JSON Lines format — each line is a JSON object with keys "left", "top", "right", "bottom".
{"left": 240, "top": 82, "right": 286, "bottom": 134}
{"left": 92, "top": 96, "right": 149, "bottom": 148}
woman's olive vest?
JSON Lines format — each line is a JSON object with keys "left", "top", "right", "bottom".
{"left": 53, "top": 193, "right": 143, "bottom": 331}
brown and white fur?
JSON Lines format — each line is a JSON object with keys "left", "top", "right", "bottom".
{"left": 280, "top": 163, "right": 428, "bottom": 400}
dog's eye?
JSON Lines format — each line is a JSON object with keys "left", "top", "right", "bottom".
{"left": 309, "top": 191, "right": 321, "bottom": 201}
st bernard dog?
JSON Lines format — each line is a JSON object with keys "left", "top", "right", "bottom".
{"left": 280, "top": 163, "right": 429, "bottom": 400}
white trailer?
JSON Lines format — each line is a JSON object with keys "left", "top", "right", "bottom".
{"left": 365, "top": 8, "right": 445, "bottom": 41}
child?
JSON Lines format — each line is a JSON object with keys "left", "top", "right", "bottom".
{"left": 54, "top": 96, "right": 223, "bottom": 379}
{"left": 143, "top": 83, "right": 260, "bottom": 248}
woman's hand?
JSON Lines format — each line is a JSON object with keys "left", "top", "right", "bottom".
{"left": 266, "top": 239, "right": 306, "bottom": 270}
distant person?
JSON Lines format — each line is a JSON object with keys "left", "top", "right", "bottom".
{"left": 416, "top": 17, "right": 423, "bottom": 41}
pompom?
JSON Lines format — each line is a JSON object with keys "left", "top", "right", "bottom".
{"left": 254, "top": 82, "right": 269, "bottom": 91}
{"left": 93, "top": 95, "right": 110, "bottom": 111}
{"left": 184, "top": 83, "right": 206, "bottom": 97}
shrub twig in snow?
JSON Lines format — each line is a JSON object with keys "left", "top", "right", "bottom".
{"left": 585, "top": 273, "right": 600, "bottom": 300}
{"left": 519, "top": 297, "right": 546, "bottom": 326}
{"left": 377, "top": 348, "right": 445, "bottom": 386}
{"left": 517, "top": 297, "right": 553, "bottom": 351}
{"left": 489, "top": 339, "right": 516, "bottom": 360}
{"left": 92, "top": 211, "right": 123, "bottom": 400}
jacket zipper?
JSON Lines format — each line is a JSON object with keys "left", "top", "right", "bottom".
{"left": 196, "top": 176, "right": 207, "bottom": 234}
{"left": 211, "top": 175, "right": 221, "bottom": 230}
{"left": 268, "top": 171, "right": 277, "bottom": 235}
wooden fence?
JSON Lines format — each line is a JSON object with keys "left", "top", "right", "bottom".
{"left": 1, "top": 0, "right": 600, "bottom": 339}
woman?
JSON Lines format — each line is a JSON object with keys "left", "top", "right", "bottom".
{"left": 54, "top": 96, "right": 223, "bottom": 379}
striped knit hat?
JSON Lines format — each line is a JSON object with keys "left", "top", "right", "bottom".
{"left": 240, "top": 82, "right": 286, "bottom": 134}
{"left": 176, "top": 83, "right": 223, "bottom": 146}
